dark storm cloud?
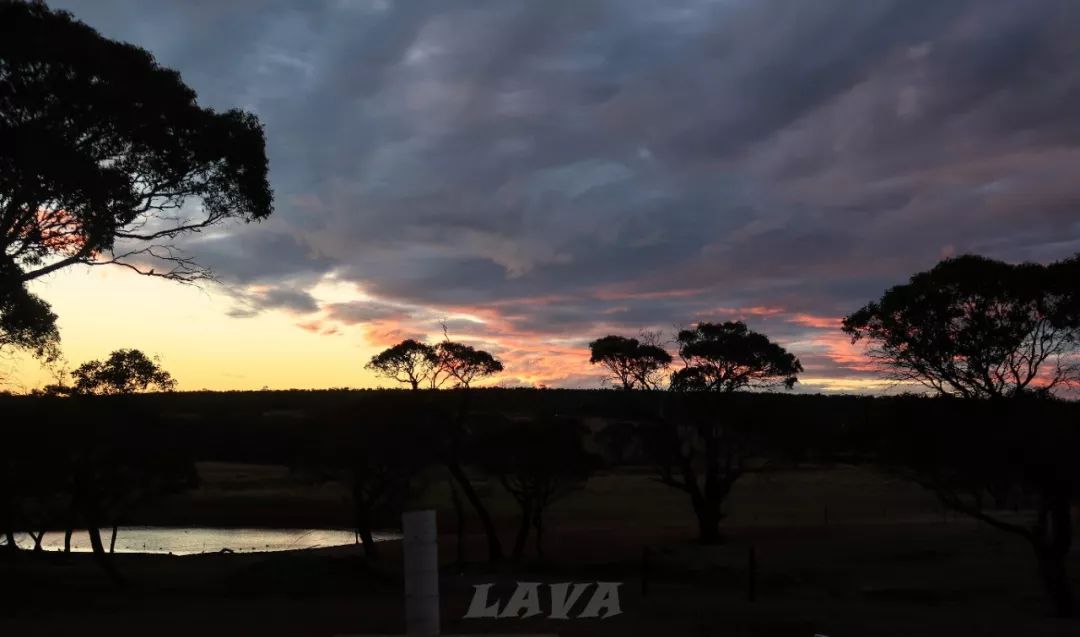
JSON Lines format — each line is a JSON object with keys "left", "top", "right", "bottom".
{"left": 49, "top": 0, "right": 1080, "bottom": 387}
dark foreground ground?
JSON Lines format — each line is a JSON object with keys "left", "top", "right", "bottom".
{"left": 2, "top": 464, "right": 1078, "bottom": 636}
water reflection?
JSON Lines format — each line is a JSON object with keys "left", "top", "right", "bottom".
{"left": 11, "top": 527, "right": 399, "bottom": 555}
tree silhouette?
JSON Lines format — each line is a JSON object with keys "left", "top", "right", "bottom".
{"left": 844, "top": 254, "right": 1080, "bottom": 616}
{"left": 842, "top": 254, "right": 1080, "bottom": 398}
{"left": 873, "top": 397, "right": 1080, "bottom": 617}
{"left": 72, "top": 349, "right": 177, "bottom": 395}
{"left": 0, "top": 1, "right": 272, "bottom": 350}
{"left": 366, "top": 339, "right": 438, "bottom": 390}
{"left": 293, "top": 415, "right": 433, "bottom": 560}
{"left": 672, "top": 321, "right": 802, "bottom": 392}
{"left": 426, "top": 340, "right": 506, "bottom": 561}
{"left": 435, "top": 341, "right": 503, "bottom": 389}
{"left": 648, "top": 322, "right": 801, "bottom": 543}
{"left": 588, "top": 334, "right": 672, "bottom": 390}
{"left": 473, "top": 415, "right": 598, "bottom": 560}
{"left": 1, "top": 400, "right": 197, "bottom": 583}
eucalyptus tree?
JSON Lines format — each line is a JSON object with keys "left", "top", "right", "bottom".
{"left": 1, "top": 1, "right": 273, "bottom": 353}
{"left": 648, "top": 321, "right": 802, "bottom": 543}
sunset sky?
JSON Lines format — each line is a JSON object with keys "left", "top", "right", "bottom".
{"left": 8, "top": 0, "right": 1080, "bottom": 392}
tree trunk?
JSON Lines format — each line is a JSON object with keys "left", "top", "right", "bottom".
{"left": 444, "top": 389, "right": 503, "bottom": 562}
{"left": 1032, "top": 486, "right": 1074, "bottom": 617}
{"left": 109, "top": 524, "right": 118, "bottom": 554}
{"left": 512, "top": 502, "right": 531, "bottom": 561}
{"left": 64, "top": 527, "right": 73, "bottom": 553}
{"left": 533, "top": 508, "right": 545, "bottom": 560}
{"left": 357, "top": 525, "right": 378, "bottom": 559}
{"left": 1035, "top": 545, "right": 1073, "bottom": 618}
{"left": 87, "top": 526, "right": 124, "bottom": 586}
{"left": 3, "top": 529, "right": 16, "bottom": 555}
{"left": 688, "top": 424, "right": 720, "bottom": 544}
{"left": 447, "top": 461, "right": 503, "bottom": 561}
{"left": 30, "top": 530, "right": 44, "bottom": 553}
{"left": 448, "top": 474, "right": 466, "bottom": 566}
{"left": 351, "top": 482, "right": 379, "bottom": 561}
{"left": 695, "top": 505, "right": 722, "bottom": 545}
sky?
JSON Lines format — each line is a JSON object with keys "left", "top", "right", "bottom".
{"left": 9, "top": 0, "right": 1080, "bottom": 392}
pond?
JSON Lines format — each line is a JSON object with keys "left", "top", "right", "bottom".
{"left": 10, "top": 527, "right": 400, "bottom": 555}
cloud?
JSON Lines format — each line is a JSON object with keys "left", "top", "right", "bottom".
{"left": 52, "top": 0, "right": 1080, "bottom": 390}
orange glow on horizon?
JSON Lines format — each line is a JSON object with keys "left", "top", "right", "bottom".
{"left": 5, "top": 264, "right": 892, "bottom": 395}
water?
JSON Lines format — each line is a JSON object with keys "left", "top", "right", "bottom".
{"left": 10, "top": 527, "right": 400, "bottom": 555}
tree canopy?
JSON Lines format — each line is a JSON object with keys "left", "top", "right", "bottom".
{"left": 842, "top": 254, "right": 1080, "bottom": 398}
{"left": 0, "top": 0, "right": 273, "bottom": 353}
{"left": 72, "top": 348, "right": 177, "bottom": 395}
{"left": 366, "top": 338, "right": 504, "bottom": 389}
{"left": 671, "top": 321, "right": 802, "bottom": 392}
{"left": 0, "top": 263, "right": 58, "bottom": 360}
{"left": 365, "top": 339, "right": 438, "bottom": 390}
{"left": 435, "top": 341, "right": 503, "bottom": 388}
{"left": 588, "top": 334, "right": 672, "bottom": 390}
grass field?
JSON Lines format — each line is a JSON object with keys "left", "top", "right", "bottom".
{"left": 139, "top": 461, "right": 955, "bottom": 530}
{"left": 4, "top": 461, "right": 1077, "bottom": 636}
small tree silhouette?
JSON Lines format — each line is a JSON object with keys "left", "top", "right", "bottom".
{"left": 366, "top": 339, "right": 439, "bottom": 390}
{"left": 671, "top": 321, "right": 802, "bottom": 392}
{"left": 435, "top": 341, "right": 503, "bottom": 389}
{"left": 588, "top": 334, "right": 672, "bottom": 390}
{"left": 72, "top": 349, "right": 177, "bottom": 395}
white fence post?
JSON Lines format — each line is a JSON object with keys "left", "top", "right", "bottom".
{"left": 402, "top": 509, "right": 440, "bottom": 636}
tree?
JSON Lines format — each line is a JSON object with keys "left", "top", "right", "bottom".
{"left": 844, "top": 254, "right": 1080, "bottom": 616}
{"left": 72, "top": 349, "right": 176, "bottom": 395}
{"left": 671, "top": 321, "right": 802, "bottom": 392}
{"left": 473, "top": 415, "right": 598, "bottom": 560}
{"left": 293, "top": 416, "right": 433, "bottom": 559}
{"left": 366, "top": 339, "right": 438, "bottom": 390}
{"left": 588, "top": 334, "right": 672, "bottom": 390}
{"left": 0, "top": 1, "right": 273, "bottom": 349}
{"left": 649, "top": 322, "right": 801, "bottom": 543}
{"left": 435, "top": 341, "right": 503, "bottom": 389}
{"left": 0, "top": 265, "right": 58, "bottom": 361}
{"left": 428, "top": 340, "right": 506, "bottom": 561}
{"left": 873, "top": 397, "right": 1080, "bottom": 617}
{"left": 0, "top": 399, "right": 197, "bottom": 583}
{"left": 842, "top": 254, "right": 1080, "bottom": 398}
{"left": 1048, "top": 254, "right": 1080, "bottom": 330}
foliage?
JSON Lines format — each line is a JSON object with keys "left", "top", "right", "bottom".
{"left": 0, "top": 0, "right": 272, "bottom": 351}
{"left": 72, "top": 348, "right": 177, "bottom": 395}
{"left": 365, "top": 339, "right": 438, "bottom": 390}
{"left": 588, "top": 334, "right": 672, "bottom": 390}
{"left": 671, "top": 321, "right": 802, "bottom": 392}
{"left": 0, "top": 263, "right": 58, "bottom": 360}
{"left": 366, "top": 338, "right": 504, "bottom": 389}
{"left": 843, "top": 254, "right": 1080, "bottom": 398}
{"left": 435, "top": 341, "right": 503, "bottom": 388}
